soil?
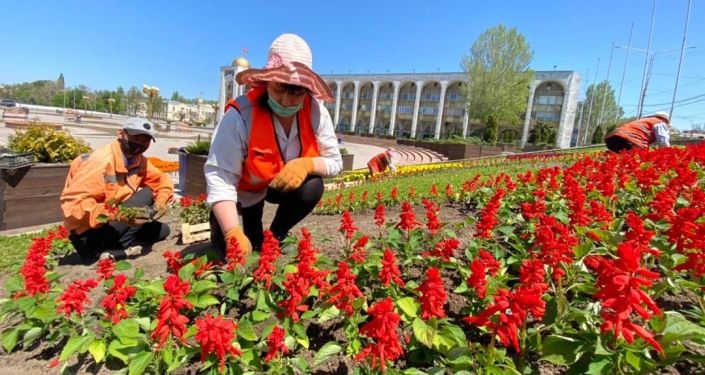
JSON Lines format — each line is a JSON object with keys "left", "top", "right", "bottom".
{"left": 0, "top": 203, "right": 702, "bottom": 374}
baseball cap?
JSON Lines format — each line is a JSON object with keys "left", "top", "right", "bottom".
{"left": 123, "top": 117, "right": 156, "bottom": 141}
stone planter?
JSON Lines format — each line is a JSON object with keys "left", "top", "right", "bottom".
{"left": 183, "top": 153, "right": 208, "bottom": 196}
{"left": 341, "top": 154, "right": 355, "bottom": 171}
{"left": 0, "top": 163, "right": 69, "bottom": 230}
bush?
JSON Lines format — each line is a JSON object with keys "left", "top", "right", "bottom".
{"left": 339, "top": 147, "right": 349, "bottom": 155}
{"left": 184, "top": 139, "right": 211, "bottom": 155}
{"left": 8, "top": 125, "right": 91, "bottom": 163}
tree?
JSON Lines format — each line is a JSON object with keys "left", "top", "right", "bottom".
{"left": 483, "top": 115, "right": 498, "bottom": 144}
{"left": 580, "top": 80, "right": 624, "bottom": 144}
{"left": 462, "top": 24, "right": 534, "bottom": 142}
{"left": 591, "top": 125, "right": 604, "bottom": 144}
{"left": 528, "top": 121, "right": 556, "bottom": 144}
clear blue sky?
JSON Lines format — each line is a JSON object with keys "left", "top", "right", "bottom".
{"left": 1, "top": 0, "right": 704, "bottom": 130}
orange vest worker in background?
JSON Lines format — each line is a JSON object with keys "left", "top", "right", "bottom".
{"left": 604, "top": 111, "right": 671, "bottom": 152}
{"left": 367, "top": 148, "right": 398, "bottom": 175}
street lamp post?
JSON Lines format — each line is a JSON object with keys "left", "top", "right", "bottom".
{"left": 82, "top": 95, "right": 90, "bottom": 114}
{"left": 142, "top": 84, "right": 160, "bottom": 119}
{"left": 108, "top": 98, "right": 115, "bottom": 118}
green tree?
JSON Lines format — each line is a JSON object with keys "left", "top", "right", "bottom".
{"left": 580, "top": 80, "right": 624, "bottom": 144}
{"left": 528, "top": 121, "right": 556, "bottom": 144}
{"left": 483, "top": 115, "right": 498, "bottom": 144}
{"left": 591, "top": 125, "right": 604, "bottom": 144}
{"left": 462, "top": 24, "right": 534, "bottom": 140}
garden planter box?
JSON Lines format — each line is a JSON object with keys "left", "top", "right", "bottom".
{"left": 183, "top": 153, "right": 208, "bottom": 196}
{"left": 342, "top": 154, "right": 354, "bottom": 171}
{"left": 0, "top": 163, "right": 69, "bottom": 230}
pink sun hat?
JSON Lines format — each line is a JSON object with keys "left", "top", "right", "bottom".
{"left": 236, "top": 33, "right": 334, "bottom": 102}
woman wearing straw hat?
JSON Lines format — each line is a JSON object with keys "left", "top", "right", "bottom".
{"left": 206, "top": 33, "right": 342, "bottom": 257}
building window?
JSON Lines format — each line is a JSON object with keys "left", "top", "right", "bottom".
{"left": 398, "top": 105, "right": 413, "bottom": 113}
{"left": 420, "top": 107, "right": 438, "bottom": 115}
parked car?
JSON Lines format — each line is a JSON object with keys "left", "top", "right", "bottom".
{"left": 1, "top": 99, "right": 16, "bottom": 107}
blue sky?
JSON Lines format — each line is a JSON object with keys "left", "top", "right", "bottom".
{"left": 1, "top": 0, "right": 704, "bottom": 130}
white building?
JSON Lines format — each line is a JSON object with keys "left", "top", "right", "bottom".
{"left": 217, "top": 59, "right": 581, "bottom": 148}
{"left": 163, "top": 100, "right": 215, "bottom": 124}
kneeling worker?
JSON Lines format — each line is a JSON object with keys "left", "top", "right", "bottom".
{"left": 604, "top": 111, "right": 671, "bottom": 152}
{"left": 61, "top": 117, "right": 174, "bottom": 261}
{"left": 367, "top": 147, "right": 398, "bottom": 175}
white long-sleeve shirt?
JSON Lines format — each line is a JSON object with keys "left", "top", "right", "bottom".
{"left": 653, "top": 122, "right": 670, "bottom": 147}
{"left": 205, "top": 98, "right": 342, "bottom": 208}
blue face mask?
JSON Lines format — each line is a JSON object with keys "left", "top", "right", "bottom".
{"left": 268, "top": 96, "right": 303, "bottom": 117}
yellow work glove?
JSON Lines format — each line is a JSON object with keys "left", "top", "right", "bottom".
{"left": 115, "top": 207, "right": 151, "bottom": 227}
{"left": 151, "top": 196, "right": 170, "bottom": 221}
{"left": 269, "top": 157, "right": 315, "bottom": 192}
{"left": 224, "top": 226, "right": 252, "bottom": 266}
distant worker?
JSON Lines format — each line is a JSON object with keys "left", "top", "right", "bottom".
{"left": 61, "top": 117, "right": 173, "bottom": 261}
{"left": 604, "top": 111, "right": 671, "bottom": 152}
{"left": 367, "top": 147, "right": 398, "bottom": 175}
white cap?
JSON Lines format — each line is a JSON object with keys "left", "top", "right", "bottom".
{"left": 123, "top": 117, "right": 156, "bottom": 141}
{"left": 652, "top": 111, "right": 670, "bottom": 123}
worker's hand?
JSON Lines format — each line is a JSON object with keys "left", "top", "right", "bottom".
{"left": 269, "top": 157, "right": 314, "bottom": 192}
{"left": 151, "top": 196, "right": 170, "bottom": 221}
{"left": 115, "top": 207, "right": 151, "bottom": 227}
{"left": 224, "top": 226, "right": 252, "bottom": 266}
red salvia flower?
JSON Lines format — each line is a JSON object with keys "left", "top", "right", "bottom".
{"left": 355, "top": 298, "right": 404, "bottom": 371}
{"left": 101, "top": 274, "right": 136, "bottom": 323}
{"left": 225, "top": 235, "right": 247, "bottom": 270}
{"left": 422, "top": 199, "right": 441, "bottom": 235}
{"left": 532, "top": 214, "right": 578, "bottom": 282}
{"left": 429, "top": 184, "right": 438, "bottom": 196}
{"left": 195, "top": 314, "right": 241, "bottom": 371}
{"left": 326, "top": 261, "right": 364, "bottom": 316}
{"left": 19, "top": 236, "right": 53, "bottom": 296}
{"left": 445, "top": 183, "right": 454, "bottom": 201}
{"left": 374, "top": 204, "right": 386, "bottom": 228}
{"left": 417, "top": 267, "right": 447, "bottom": 319}
{"left": 397, "top": 201, "right": 420, "bottom": 231}
{"left": 376, "top": 191, "right": 384, "bottom": 204}
{"left": 350, "top": 235, "right": 369, "bottom": 264}
{"left": 361, "top": 190, "right": 369, "bottom": 203}
{"left": 96, "top": 258, "right": 116, "bottom": 280}
{"left": 339, "top": 211, "right": 358, "bottom": 240}
{"left": 264, "top": 325, "right": 289, "bottom": 362}
{"left": 422, "top": 238, "right": 460, "bottom": 262}
{"left": 253, "top": 230, "right": 282, "bottom": 289}
{"left": 390, "top": 186, "right": 398, "bottom": 201}
{"left": 277, "top": 272, "right": 311, "bottom": 322}
{"left": 163, "top": 250, "right": 184, "bottom": 274}
{"left": 348, "top": 191, "right": 356, "bottom": 205}
{"left": 466, "top": 250, "right": 500, "bottom": 298}
{"left": 152, "top": 275, "right": 193, "bottom": 349}
{"left": 57, "top": 278, "right": 98, "bottom": 317}
{"left": 475, "top": 189, "right": 506, "bottom": 238}
{"left": 380, "top": 248, "right": 404, "bottom": 287}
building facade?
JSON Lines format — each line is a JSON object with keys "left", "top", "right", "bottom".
{"left": 217, "top": 61, "right": 581, "bottom": 148}
{"left": 162, "top": 100, "right": 215, "bottom": 123}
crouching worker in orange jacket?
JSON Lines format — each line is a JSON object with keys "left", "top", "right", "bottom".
{"left": 604, "top": 111, "right": 671, "bottom": 152}
{"left": 60, "top": 117, "right": 174, "bottom": 261}
{"left": 367, "top": 148, "right": 398, "bottom": 175}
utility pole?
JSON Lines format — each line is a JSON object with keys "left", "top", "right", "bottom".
{"left": 576, "top": 69, "right": 589, "bottom": 146}
{"left": 617, "top": 23, "right": 633, "bottom": 114}
{"left": 598, "top": 42, "right": 615, "bottom": 127}
{"left": 669, "top": 0, "right": 692, "bottom": 120}
{"left": 584, "top": 58, "right": 600, "bottom": 145}
{"left": 637, "top": 0, "right": 657, "bottom": 118}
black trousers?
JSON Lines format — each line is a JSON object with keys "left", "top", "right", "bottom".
{"left": 210, "top": 176, "right": 324, "bottom": 252}
{"left": 69, "top": 188, "right": 170, "bottom": 259}
{"left": 605, "top": 136, "right": 635, "bottom": 153}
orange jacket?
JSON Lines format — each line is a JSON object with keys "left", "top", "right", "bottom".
{"left": 367, "top": 152, "right": 391, "bottom": 173}
{"left": 605, "top": 117, "right": 663, "bottom": 149}
{"left": 227, "top": 87, "right": 320, "bottom": 191}
{"left": 60, "top": 140, "right": 174, "bottom": 234}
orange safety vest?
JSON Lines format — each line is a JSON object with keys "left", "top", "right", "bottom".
{"left": 605, "top": 117, "right": 662, "bottom": 149}
{"left": 225, "top": 87, "right": 320, "bottom": 191}
{"left": 367, "top": 152, "right": 390, "bottom": 173}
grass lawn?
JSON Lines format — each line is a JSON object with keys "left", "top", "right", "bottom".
{"left": 0, "top": 230, "right": 47, "bottom": 273}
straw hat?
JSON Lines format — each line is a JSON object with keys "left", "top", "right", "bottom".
{"left": 236, "top": 34, "right": 334, "bottom": 102}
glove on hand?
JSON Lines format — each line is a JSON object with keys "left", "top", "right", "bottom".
{"left": 151, "top": 196, "right": 170, "bottom": 221}
{"left": 269, "top": 157, "right": 314, "bottom": 192}
{"left": 224, "top": 226, "right": 253, "bottom": 266}
{"left": 115, "top": 207, "right": 151, "bottom": 227}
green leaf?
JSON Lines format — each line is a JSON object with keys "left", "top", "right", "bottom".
{"left": 237, "top": 319, "right": 257, "bottom": 342}
{"left": 30, "top": 302, "right": 59, "bottom": 323}
{"left": 3, "top": 275, "right": 24, "bottom": 294}
{"left": 108, "top": 340, "right": 130, "bottom": 364}
{"left": 625, "top": 351, "right": 642, "bottom": 371}
{"left": 318, "top": 305, "right": 340, "bottom": 323}
{"left": 412, "top": 318, "right": 436, "bottom": 348}
{"left": 313, "top": 341, "right": 342, "bottom": 367}
{"left": 252, "top": 310, "right": 269, "bottom": 322}
{"left": 191, "top": 280, "right": 218, "bottom": 295}
{"left": 178, "top": 261, "right": 196, "bottom": 280}
{"left": 541, "top": 335, "right": 584, "bottom": 365}
{"left": 585, "top": 356, "right": 613, "bottom": 375}
{"left": 496, "top": 225, "right": 515, "bottom": 235}
{"left": 1, "top": 328, "right": 19, "bottom": 352}
{"left": 662, "top": 311, "right": 705, "bottom": 344}
{"left": 194, "top": 294, "right": 220, "bottom": 309}
{"left": 88, "top": 340, "right": 106, "bottom": 363}
{"left": 115, "top": 260, "right": 132, "bottom": 271}
{"left": 112, "top": 319, "right": 141, "bottom": 345}
{"left": 128, "top": 351, "right": 153, "bottom": 375}
{"left": 396, "top": 297, "right": 419, "bottom": 319}
{"left": 60, "top": 335, "right": 92, "bottom": 361}
{"left": 296, "top": 336, "right": 309, "bottom": 349}
{"left": 22, "top": 327, "right": 43, "bottom": 347}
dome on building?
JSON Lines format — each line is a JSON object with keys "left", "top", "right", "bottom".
{"left": 232, "top": 57, "right": 250, "bottom": 68}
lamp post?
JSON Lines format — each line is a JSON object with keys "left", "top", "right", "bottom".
{"left": 82, "top": 95, "right": 90, "bottom": 114}
{"left": 142, "top": 84, "right": 160, "bottom": 119}
{"left": 107, "top": 98, "right": 115, "bottom": 118}
{"left": 211, "top": 103, "right": 219, "bottom": 126}
{"left": 197, "top": 97, "right": 203, "bottom": 123}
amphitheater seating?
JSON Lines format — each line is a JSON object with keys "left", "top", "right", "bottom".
{"left": 336, "top": 133, "right": 447, "bottom": 166}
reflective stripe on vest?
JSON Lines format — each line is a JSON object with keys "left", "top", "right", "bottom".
{"left": 226, "top": 87, "right": 320, "bottom": 191}
{"left": 607, "top": 117, "right": 662, "bottom": 149}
